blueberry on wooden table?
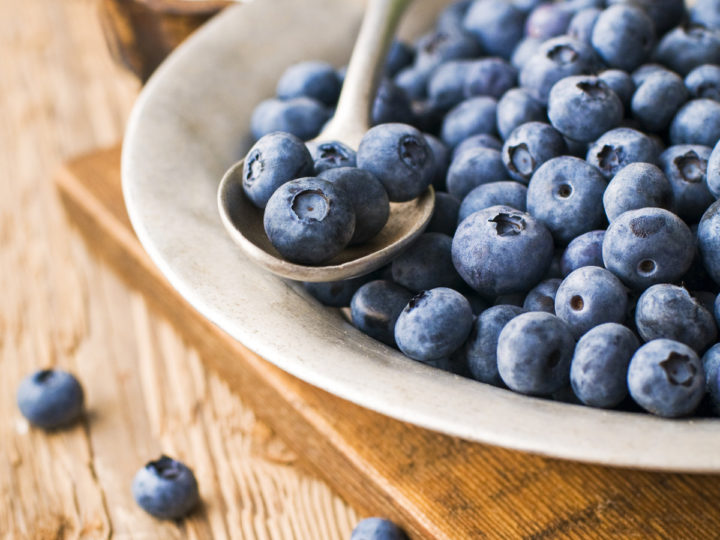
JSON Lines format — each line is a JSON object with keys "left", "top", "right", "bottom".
{"left": 132, "top": 455, "right": 199, "bottom": 520}
{"left": 350, "top": 517, "right": 408, "bottom": 540}
{"left": 17, "top": 369, "right": 84, "bottom": 429}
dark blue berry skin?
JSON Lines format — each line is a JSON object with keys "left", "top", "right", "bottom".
{"left": 303, "top": 272, "right": 377, "bottom": 308}
{"left": 452, "top": 134, "right": 503, "bottom": 157}
{"left": 394, "top": 288, "right": 473, "bottom": 361}
{"left": 685, "top": 64, "right": 720, "bottom": 102}
{"left": 372, "top": 79, "right": 415, "bottom": 126}
{"left": 424, "top": 134, "right": 450, "bottom": 191}
{"left": 560, "top": 230, "right": 605, "bottom": 276}
{"left": 318, "top": 167, "right": 389, "bottom": 244}
{"left": 525, "top": 2, "right": 574, "bottom": 40}
{"left": 709, "top": 140, "right": 720, "bottom": 198}
{"left": 17, "top": 369, "right": 84, "bottom": 429}
{"left": 460, "top": 305, "right": 525, "bottom": 385}
{"left": 567, "top": 8, "right": 601, "bottom": 44}
{"left": 414, "top": 29, "right": 482, "bottom": 72}
{"left": 571, "top": 323, "right": 639, "bottom": 408}
{"left": 391, "top": 233, "right": 464, "bottom": 292}
{"left": 585, "top": 127, "right": 659, "bottom": 179}
{"left": 497, "top": 311, "right": 576, "bottom": 395}
{"left": 627, "top": 339, "right": 705, "bottom": 417}
{"left": 458, "top": 181, "right": 527, "bottom": 223}
{"left": 523, "top": 278, "right": 561, "bottom": 313}
{"left": 635, "top": 284, "right": 718, "bottom": 352}
{"left": 350, "top": 517, "right": 409, "bottom": 540}
{"left": 591, "top": 5, "right": 655, "bottom": 71}
{"left": 494, "top": 293, "right": 526, "bottom": 307}
{"left": 446, "top": 146, "right": 507, "bottom": 200}
{"left": 555, "top": 266, "right": 628, "bottom": 338}
{"left": 464, "top": 58, "right": 518, "bottom": 100}
{"left": 463, "top": 0, "right": 527, "bottom": 59}
{"left": 691, "top": 0, "right": 720, "bottom": 31}
{"left": 394, "top": 66, "right": 430, "bottom": 101}
{"left": 631, "top": 70, "right": 688, "bottom": 133}
{"left": 511, "top": 37, "right": 544, "bottom": 71}
{"left": 385, "top": 40, "right": 415, "bottom": 77}
{"left": 263, "top": 177, "right": 354, "bottom": 265}
{"left": 608, "top": 0, "right": 685, "bottom": 35}
{"left": 548, "top": 76, "right": 624, "bottom": 144}
{"left": 655, "top": 24, "right": 720, "bottom": 77}
{"left": 602, "top": 208, "right": 695, "bottom": 290}
{"left": 357, "top": 123, "right": 435, "bottom": 202}
{"left": 350, "top": 280, "right": 414, "bottom": 347}
{"left": 436, "top": 0, "right": 473, "bottom": 33}
{"left": 597, "top": 69, "right": 635, "bottom": 109}
{"left": 603, "top": 163, "right": 673, "bottom": 222}
{"left": 698, "top": 199, "right": 720, "bottom": 285}
{"left": 427, "top": 60, "right": 473, "bottom": 111}
{"left": 659, "top": 144, "right": 713, "bottom": 223}
{"left": 519, "top": 36, "right": 598, "bottom": 105}
{"left": 526, "top": 156, "right": 607, "bottom": 245}
{"left": 441, "top": 96, "right": 498, "bottom": 148}
{"left": 702, "top": 343, "right": 720, "bottom": 414}
{"left": 132, "top": 456, "right": 200, "bottom": 520}
{"left": 502, "top": 122, "right": 567, "bottom": 183}
{"left": 250, "top": 97, "right": 331, "bottom": 141}
{"left": 452, "top": 205, "right": 554, "bottom": 296}
{"left": 276, "top": 61, "right": 341, "bottom": 106}
{"left": 242, "top": 132, "right": 314, "bottom": 208}
{"left": 496, "top": 88, "right": 546, "bottom": 141}
{"left": 427, "top": 192, "right": 460, "bottom": 236}
{"left": 306, "top": 141, "right": 356, "bottom": 174}
{"left": 631, "top": 63, "right": 670, "bottom": 86}
{"left": 669, "top": 99, "right": 720, "bottom": 148}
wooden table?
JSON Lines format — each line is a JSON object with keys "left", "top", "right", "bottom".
{"left": 0, "top": 1, "right": 358, "bottom": 538}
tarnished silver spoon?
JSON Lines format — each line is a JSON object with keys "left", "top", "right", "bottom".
{"left": 217, "top": 0, "right": 435, "bottom": 282}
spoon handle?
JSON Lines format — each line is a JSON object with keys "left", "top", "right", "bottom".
{"left": 320, "top": 0, "right": 413, "bottom": 148}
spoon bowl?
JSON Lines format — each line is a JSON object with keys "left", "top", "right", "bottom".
{"left": 217, "top": 0, "right": 435, "bottom": 282}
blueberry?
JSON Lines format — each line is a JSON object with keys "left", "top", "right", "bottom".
{"left": 658, "top": 144, "right": 713, "bottom": 223}
{"left": 372, "top": 79, "right": 415, "bottom": 126}
{"left": 452, "top": 205, "right": 554, "bottom": 296}
{"left": 602, "top": 207, "right": 695, "bottom": 290}
{"left": 350, "top": 517, "right": 408, "bottom": 540}
{"left": 697, "top": 199, "right": 720, "bottom": 285}
{"left": 555, "top": 266, "right": 628, "bottom": 338}
{"left": 524, "top": 2, "right": 574, "bottom": 40}
{"left": 702, "top": 343, "right": 720, "bottom": 414}
{"left": 457, "top": 181, "right": 527, "bottom": 223}
{"left": 631, "top": 63, "right": 670, "bottom": 87}
{"left": 567, "top": 8, "right": 601, "bottom": 44}
{"left": 596, "top": 69, "right": 635, "bottom": 109}
{"left": 494, "top": 292, "right": 526, "bottom": 307}
{"left": 463, "top": 58, "right": 518, "bottom": 100}
{"left": 708, "top": 140, "right": 720, "bottom": 198}
{"left": 242, "top": 132, "right": 314, "bottom": 208}
{"left": 446, "top": 146, "right": 507, "bottom": 199}
{"left": 607, "top": 0, "right": 685, "bottom": 35}
{"left": 17, "top": 369, "right": 84, "bottom": 429}
{"left": 436, "top": 0, "right": 474, "bottom": 33}
{"left": 570, "top": 323, "right": 639, "bottom": 408}
{"left": 635, "top": 284, "right": 718, "bottom": 352}
{"left": 276, "top": 61, "right": 341, "bottom": 106}
{"left": 424, "top": 134, "right": 451, "bottom": 191}
{"left": 318, "top": 167, "right": 389, "bottom": 244}
{"left": 414, "top": 29, "right": 482, "bottom": 72}
{"left": 306, "top": 140, "right": 356, "bottom": 174}
{"left": 263, "top": 177, "right": 354, "bottom": 265}
{"left": 631, "top": 70, "right": 688, "bottom": 133}
{"left": 560, "top": 230, "right": 605, "bottom": 276}
{"left": 391, "top": 233, "right": 464, "bottom": 292}
{"left": 357, "top": 123, "right": 435, "bottom": 202}
{"left": 463, "top": 0, "right": 527, "bottom": 59}
{"left": 303, "top": 272, "right": 378, "bottom": 308}
{"left": 394, "top": 66, "right": 430, "bottom": 101}
{"left": 350, "top": 280, "right": 414, "bottom": 347}
{"left": 250, "top": 97, "right": 331, "bottom": 141}
{"left": 496, "top": 88, "right": 546, "bottom": 141}
{"left": 523, "top": 278, "right": 561, "bottom": 313}
{"left": 685, "top": 64, "right": 720, "bottom": 102}
{"left": 132, "top": 455, "right": 200, "bottom": 520}
{"left": 459, "top": 304, "right": 525, "bottom": 386}
{"left": 385, "top": 40, "right": 415, "bottom": 77}
{"left": 452, "top": 133, "right": 503, "bottom": 157}
{"left": 585, "top": 127, "right": 659, "bottom": 179}
{"left": 603, "top": 163, "right": 673, "bottom": 222}
{"left": 511, "top": 37, "right": 545, "bottom": 71}
{"left": 669, "top": 99, "right": 720, "bottom": 147}
{"left": 394, "top": 288, "right": 473, "bottom": 361}
{"left": 690, "top": 0, "right": 720, "bottom": 31}
{"left": 427, "top": 60, "right": 474, "bottom": 111}
{"left": 548, "top": 76, "right": 624, "bottom": 143}
{"left": 591, "top": 5, "right": 655, "bottom": 72}
{"left": 502, "top": 121, "right": 567, "bottom": 183}
{"left": 519, "top": 36, "right": 597, "bottom": 105}
{"left": 655, "top": 23, "right": 720, "bottom": 77}
{"left": 497, "top": 311, "right": 575, "bottom": 395}
{"left": 426, "top": 192, "right": 460, "bottom": 235}
{"left": 526, "top": 156, "right": 607, "bottom": 245}
{"left": 627, "top": 339, "right": 705, "bottom": 417}
{"left": 441, "top": 96, "right": 498, "bottom": 148}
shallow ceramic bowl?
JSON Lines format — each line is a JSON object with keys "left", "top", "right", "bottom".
{"left": 123, "top": 0, "right": 720, "bottom": 472}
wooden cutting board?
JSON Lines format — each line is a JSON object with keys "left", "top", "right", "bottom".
{"left": 55, "top": 146, "right": 720, "bottom": 539}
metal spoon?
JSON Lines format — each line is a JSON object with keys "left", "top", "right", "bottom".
{"left": 217, "top": 0, "right": 435, "bottom": 282}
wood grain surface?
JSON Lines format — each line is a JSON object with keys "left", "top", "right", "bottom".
{"left": 0, "top": 0, "right": 358, "bottom": 538}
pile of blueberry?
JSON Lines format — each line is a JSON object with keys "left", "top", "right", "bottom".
{"left": 246, "top": 0, "right": 720, "bottom": 419}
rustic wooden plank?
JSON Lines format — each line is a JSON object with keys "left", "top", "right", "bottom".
{"left": 56, "top": 144, "right": 720, "bottom": 540}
